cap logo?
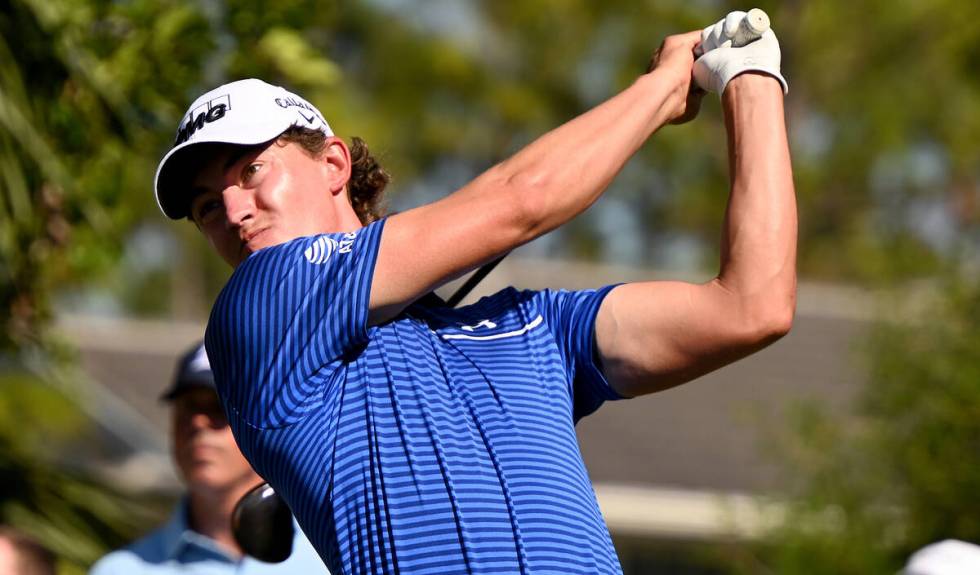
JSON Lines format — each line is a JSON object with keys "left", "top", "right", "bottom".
{"left": 274, "top": 96, "right": 323, "bottom": 124}
{"left": 174, "top": 94, "right": 231, "bottom": 146}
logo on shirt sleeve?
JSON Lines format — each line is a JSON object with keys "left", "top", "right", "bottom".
{"left": 304, "top": 237, "right": 338, "bottom": 264}
{"left": 303, "top": 232, "right": 358, "bottom": 265}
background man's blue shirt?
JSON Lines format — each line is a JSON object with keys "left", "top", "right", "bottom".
{"left": 206, "top": 219, "right": 624, "bottom": 574}
{"left": 88, "top": 501, "right": 328, "bottom": 575}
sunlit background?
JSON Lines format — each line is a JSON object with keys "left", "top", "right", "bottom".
{"left": 1, "top": 0, "right": 978, "bottom": 573}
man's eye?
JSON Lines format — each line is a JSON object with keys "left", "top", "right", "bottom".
{"left": 242, "top": 163, "right": 261, "bottom": 184}
{"left": 194, "top": 199, "right": 221, "bottom": 222}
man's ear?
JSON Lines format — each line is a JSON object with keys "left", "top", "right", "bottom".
{"left": 321, "top": 137, "right": 352, "bottom": 197}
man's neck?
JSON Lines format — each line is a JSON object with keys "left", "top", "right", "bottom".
{"left": 186, "top": 484, "right": 255, "bottom": 559}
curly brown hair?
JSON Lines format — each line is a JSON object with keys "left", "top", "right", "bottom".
{"left": 278, "top": 127, "right": 390, "bottom": 224}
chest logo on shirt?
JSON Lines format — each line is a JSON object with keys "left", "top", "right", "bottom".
{"left": 303, "top": 232, "right": 356, "bottom": 264}
{"left": 460, "top": 319, "right": 497, "bottom": 331}
{"left": 441, "top": 315, "right": 543, "bottom": 341}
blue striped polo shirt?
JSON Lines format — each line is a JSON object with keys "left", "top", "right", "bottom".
{"left": 206, "top": 218, "right": 624, "bottom": 574}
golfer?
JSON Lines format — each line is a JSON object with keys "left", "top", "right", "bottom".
{"left": 154, "top": 13, "right": 795, "bottom": 574}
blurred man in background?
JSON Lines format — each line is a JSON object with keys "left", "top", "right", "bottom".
{"left": 89, "top": 342, "right": 327, "bottom": 574}
{"left": 0, "top": 526, "right": 56, "bottom": 575}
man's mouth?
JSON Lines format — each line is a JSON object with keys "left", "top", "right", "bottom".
{"left": 241, "top": 227, "right": 269, "bottom": 249}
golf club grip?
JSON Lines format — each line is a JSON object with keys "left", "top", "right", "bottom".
{"left": 731, "top": 8, "right": 770, "bottom": 47}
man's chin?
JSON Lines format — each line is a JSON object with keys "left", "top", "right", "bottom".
{"left": 186, "top": 471, "right": 237, "bottom": 492}
{"left": 184, "top": 464, "right": 257, "bottom": 489}
{"left": 241, "top": 234, "right": 283, "bottom": 258}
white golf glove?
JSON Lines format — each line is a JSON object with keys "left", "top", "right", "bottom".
{"left": 694, "top": 11, "right": 788, "bottom": 95}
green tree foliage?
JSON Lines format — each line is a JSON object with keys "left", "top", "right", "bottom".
{"left": 757, "top": 270, "right": 980, "bottom": 574}
{"left": 0, "top": 367, "right": 166, "bottom": 575}
{"left": 0, "top": 0, "right": 214, "bottom": 347}
{"left": 0, "top": 0, "right": 209, "bottom": 569}
{"left": 785, "top": 0, "right": 980, "bottom": 281}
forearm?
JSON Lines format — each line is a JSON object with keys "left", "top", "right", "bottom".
{"left": 470, "top": 68, "right": 687, "bottom": 242}
{"left": 716, "top": 73, "right": 797, "bottom": 328}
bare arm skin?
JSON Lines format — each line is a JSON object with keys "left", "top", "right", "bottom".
{"left": 368, "top": 32, "right": 704, "bottom": 325}
{"left": 595, "top": 72, "right": 797, "bottom": 397}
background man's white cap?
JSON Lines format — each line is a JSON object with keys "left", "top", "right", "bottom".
{"left": 154, "top": 78, "right": 333, "bottom": 219}
{"left": 903, "top": 540, "right": 980, "bottom": 575}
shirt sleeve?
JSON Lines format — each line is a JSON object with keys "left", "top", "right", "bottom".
{"left": 534, "top": 285, "right": 624, "bottom": 423}
{"left": 206, "top": 219, "right": 386, "bottom": 428}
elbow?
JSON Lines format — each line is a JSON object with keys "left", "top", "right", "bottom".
{"left": 759, "top": 304, "right": 794, "bottom": 342}
{"left": 746, "top": 293, "right": 795, "bottom": 345}
{"left": 713, "top": 272, "right": 796, "bottom": 349}
{"left": 726, "top": 290, "right": 795, "bottom": 350}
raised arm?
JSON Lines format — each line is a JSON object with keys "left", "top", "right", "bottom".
{"left": 595, "top": 71, "right": 797, "bottom": 397}
{"left": 368, "top": 32, "right": 704, "bottom": 325}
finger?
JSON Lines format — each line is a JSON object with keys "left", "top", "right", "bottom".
{"left": 663, "top": 29, "right": 696, "bottom": 58}
{"left": 674, "top": 29, "right": 705, "bottom": 50}
{"left": 701, "top": 24, "right": 713, "bottom": 46}
{"left": 706, "top": 21, "right": 726, "bottom": 52}
{"left": 723, "top": 11, "right": 748, "bottom": 38}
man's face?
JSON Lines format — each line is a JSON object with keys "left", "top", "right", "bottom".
{"left": 188, "top": 140, "right": 339, "bottom": 267}
{"left": 171, "top": 387, "right": 258, "bottom": 495}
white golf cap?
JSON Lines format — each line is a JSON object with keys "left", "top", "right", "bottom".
{"left": 904, "top": 540, "right": 980, "bottom": 575}
{"left": 154, "top": 78, "right": 333, "bottom": 219}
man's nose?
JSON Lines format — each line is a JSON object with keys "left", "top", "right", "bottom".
{"left": 188, "top": 411, "right": 212, "bottom": 430}
{"left": 187, "top": 410, "right": 225, "bottom": 431}
{"left": 222, "top": 186, "right": 255, "bottom": 228}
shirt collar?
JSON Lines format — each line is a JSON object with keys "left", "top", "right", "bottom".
{"left": 161, "top": 499, "right": 238, "bottom": 562}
